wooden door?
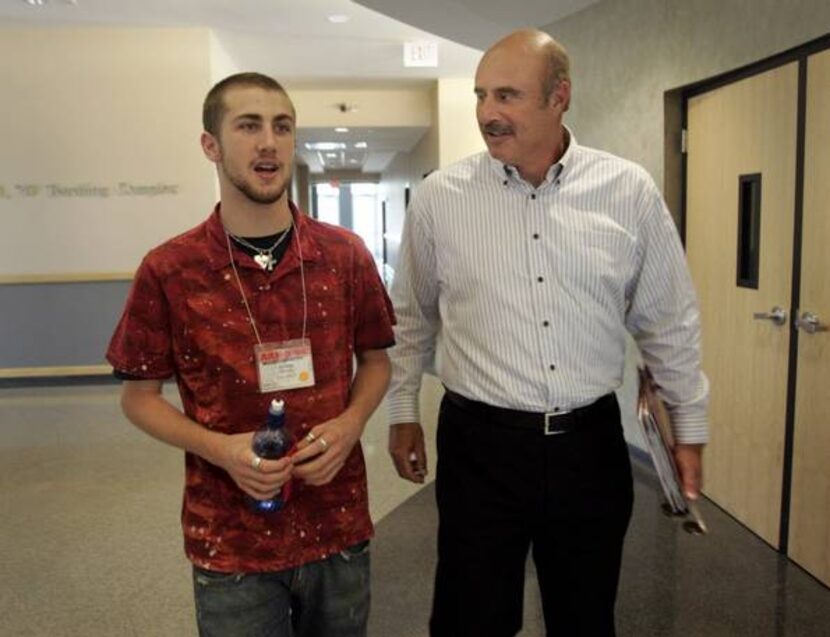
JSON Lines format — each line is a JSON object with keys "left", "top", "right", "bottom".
{"left": 789, "top": 48, "right": 830, "bottom": 586}
{"left": 685, "top": 63, "right": 799, "bottom": 547}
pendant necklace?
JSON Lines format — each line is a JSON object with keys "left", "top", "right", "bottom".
{"left": 228, "top": 221, "right": 293, "bottom": 271}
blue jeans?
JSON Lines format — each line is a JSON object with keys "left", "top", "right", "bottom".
{"left": 192, "top": 540, "right": 370, "bottom": 637}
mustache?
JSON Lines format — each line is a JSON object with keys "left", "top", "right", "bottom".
{"left": 480, "top": 121, "right": 514, "bottom": 136}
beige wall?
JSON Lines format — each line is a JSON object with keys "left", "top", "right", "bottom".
{"left": 436, "top": 78, "right": 486, "bottom": 166}
{"left": 378, "top": 83, "right": 440, "bottom": 273}
{"left": 0, "top": 27, "right": 216, "bottom": 277}
{"left": 411, "top": 84, "right": 442, "bottom": 179}
{"left": 379, "top": 75, "right": 486, "bottom": 272}
{"left": 289, "top": 87, "right": 432, "bottom": 128}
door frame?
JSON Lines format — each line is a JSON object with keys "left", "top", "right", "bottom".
{"left": 674, "top": 33, "right": 830, "bottom": 553}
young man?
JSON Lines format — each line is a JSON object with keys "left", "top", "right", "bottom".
{"left": 107, "top": 73, "right": 395, "bottom": 637}
{"left": 388, "top": 30, "right": 708, "bottom": 636}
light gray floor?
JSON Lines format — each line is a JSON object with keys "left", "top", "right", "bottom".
{"left": 0, "top": 380, "right": 440, "bottom": 637}
{"left": 371, "top": 466, "right": 830, "bottom": 637}
{"left": 2, "top": 382, "right": 830, "bottom": 636}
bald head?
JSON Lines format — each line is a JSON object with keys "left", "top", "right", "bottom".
{"left": 482, "top": 29, "right": 570, "bottom": 104}
{"left": 474, "top": 29, "right": 571, "bottom": 185}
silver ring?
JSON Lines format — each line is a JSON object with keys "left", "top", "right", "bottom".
{"left": 251, "top": 455, "right": 263, "bottom": 470}
{"left": 305, "top": 431, "right": 317, "bottom": 443}
{"left": 318, "top": 437, "right": 328, "bottom": 451}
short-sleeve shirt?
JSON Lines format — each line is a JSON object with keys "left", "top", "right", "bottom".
{"left": 107, "top": 204, "right": 396, "bottom": 573}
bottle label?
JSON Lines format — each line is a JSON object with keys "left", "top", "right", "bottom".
{"left": 254, "top": 338, "right": 315, "bottom": 392}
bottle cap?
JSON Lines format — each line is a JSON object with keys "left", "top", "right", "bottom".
{"left": 270, "top": 399, "right": 285, "bottom": 414}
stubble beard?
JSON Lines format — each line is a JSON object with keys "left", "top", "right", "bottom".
{"left": 234, "top": 176, "right": 289, "bottom": 205}
{"left": 222, "top": 155, "right": 292, "bottom": 206}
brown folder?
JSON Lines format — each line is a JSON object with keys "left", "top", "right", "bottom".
{"left": 637, "top": 366, "right": 708, "bottom": 534}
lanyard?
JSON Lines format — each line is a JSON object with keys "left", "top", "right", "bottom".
{"left": 224, "top": 218, "right": 308, "bottom": 345}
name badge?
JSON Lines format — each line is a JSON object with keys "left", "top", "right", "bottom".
{"left": 254, "top": 338, "right": 315, "bottom": 392}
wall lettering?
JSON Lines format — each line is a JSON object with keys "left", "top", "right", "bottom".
{"left": 0, "top": 182, "right": 180, "bottom": 199}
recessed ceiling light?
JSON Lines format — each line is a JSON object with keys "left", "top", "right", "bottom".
{"left": 334, "top": 127, "right": 349, "bottom": 133}
{"left": 304, "top": 142, "right": 346, "bottom": 151}
{"left": 327, "top": 14, "right": 349, "bottom": 24}
{"left": 24, "top": 0, "right": 47, "bottom": 6}
{"left": 354, "top": 142, "right": 368, "bottom": 149}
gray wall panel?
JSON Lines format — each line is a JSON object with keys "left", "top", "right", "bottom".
{"left": 546, "top": 0, "right": 830, "bottom": 202}
{"left": 1, "top": 281, "right": 130, "bottom": 369}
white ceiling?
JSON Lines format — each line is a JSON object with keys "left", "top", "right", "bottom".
{"left": 2, "top": 0, "right": 598, "bottom": 173}
{"left": 298, "top": 126, "right": 428, "bottom": 173}
{"left": 0, "top": 0, "right": 485, "bottom": 79}
{"left": 353, "top": 0, "right": 601, "bottom": 50}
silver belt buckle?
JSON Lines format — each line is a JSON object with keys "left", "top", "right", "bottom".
{"left": 544, "top": 412, "right": 567, "bottom": 436}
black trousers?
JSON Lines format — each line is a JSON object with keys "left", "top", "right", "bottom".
{"left": 430, "top": 393, "right": 633, "bottom": 637}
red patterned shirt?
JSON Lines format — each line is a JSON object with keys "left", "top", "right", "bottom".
{"left": 107, "top": 204, "right": 395, "bottom": 573}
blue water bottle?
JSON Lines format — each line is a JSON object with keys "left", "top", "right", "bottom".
{"left": 249, "top": 399, "right": 293, "bottom": 513}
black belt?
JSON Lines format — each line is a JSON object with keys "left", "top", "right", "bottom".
{"left": 443, "top": 390, "right": 616, "bottom": 435}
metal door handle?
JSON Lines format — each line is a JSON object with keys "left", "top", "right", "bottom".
{"left": 753, "top": 306, "right": 787, "bottom": 326}
{"left": 794, "top": 311, "right": 829, "bottom": 334}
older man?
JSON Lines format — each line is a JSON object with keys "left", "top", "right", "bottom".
{"left": 388, "top": 30, "right": 708, "bottom": 637}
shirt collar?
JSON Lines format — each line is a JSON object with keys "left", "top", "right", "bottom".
{"left": 488, "top": 125, "right": 577, "bottom": 188}
{"left": 205, "top": 201, "right": 321, "bottom": 272}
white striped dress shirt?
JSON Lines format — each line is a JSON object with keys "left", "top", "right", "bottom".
{"left": 387, "top": 133, "right": 709, "bottom": 444}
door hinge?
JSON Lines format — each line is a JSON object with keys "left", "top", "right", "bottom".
{"left": 681, "top": 128, "right": 688, "bottom": 154}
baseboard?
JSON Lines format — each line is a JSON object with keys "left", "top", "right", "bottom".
{"left": 0, "top": 365, "right": 116, "bottom": 388}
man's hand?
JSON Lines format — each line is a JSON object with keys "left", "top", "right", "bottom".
{"left": 291, "top": 412, "right": 365, "bottom": 486}
{"left": 214, "top": 432, "right": 294, "bottom": 501}
{"left": 673, "top": 443, "right": 704, "bottom": 500}
{"left": 120, "top": 380, "right": 292, "bottom": 501}
{"left": 389, "top": 422, "right": 428, "bottom": 483}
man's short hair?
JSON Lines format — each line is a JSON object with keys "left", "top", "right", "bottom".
{"left": 540, "top": 41, "right": 571, "bottom": 102}
{"left": 202, "top": 72, "right": 293, "bottom": 135}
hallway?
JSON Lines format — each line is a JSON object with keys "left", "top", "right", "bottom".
{"left": 1, "top": 382, "right": 829, "bottom": 636}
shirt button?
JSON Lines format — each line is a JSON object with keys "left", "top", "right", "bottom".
{"left": 537, "top": 276, "right": 544, "bottom": 283}
{"left": 543, "top": 321, "right": 550, "bottom": 327}
{"left": 549, "top": 364, "right": 556, "bottom": 371}
{"left": 531, "top": 194, "right": 537, "bottom": 200}
{"left": 533, "top": 233, "right": 540, "bottom": 240}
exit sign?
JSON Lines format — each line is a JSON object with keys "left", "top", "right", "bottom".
{"left": 403, "top": 41, "right": 438, "bottom": 68}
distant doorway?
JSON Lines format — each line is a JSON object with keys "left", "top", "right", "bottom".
{"left": 312, "top": 182, "right": 382, "bottom": 272}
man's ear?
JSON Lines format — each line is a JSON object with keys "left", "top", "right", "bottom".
{"left": 201, "top": 132, "right": 221, "bottom": 163}
{"left": 550, "top": 79, "right": 571, "bottom": 113}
